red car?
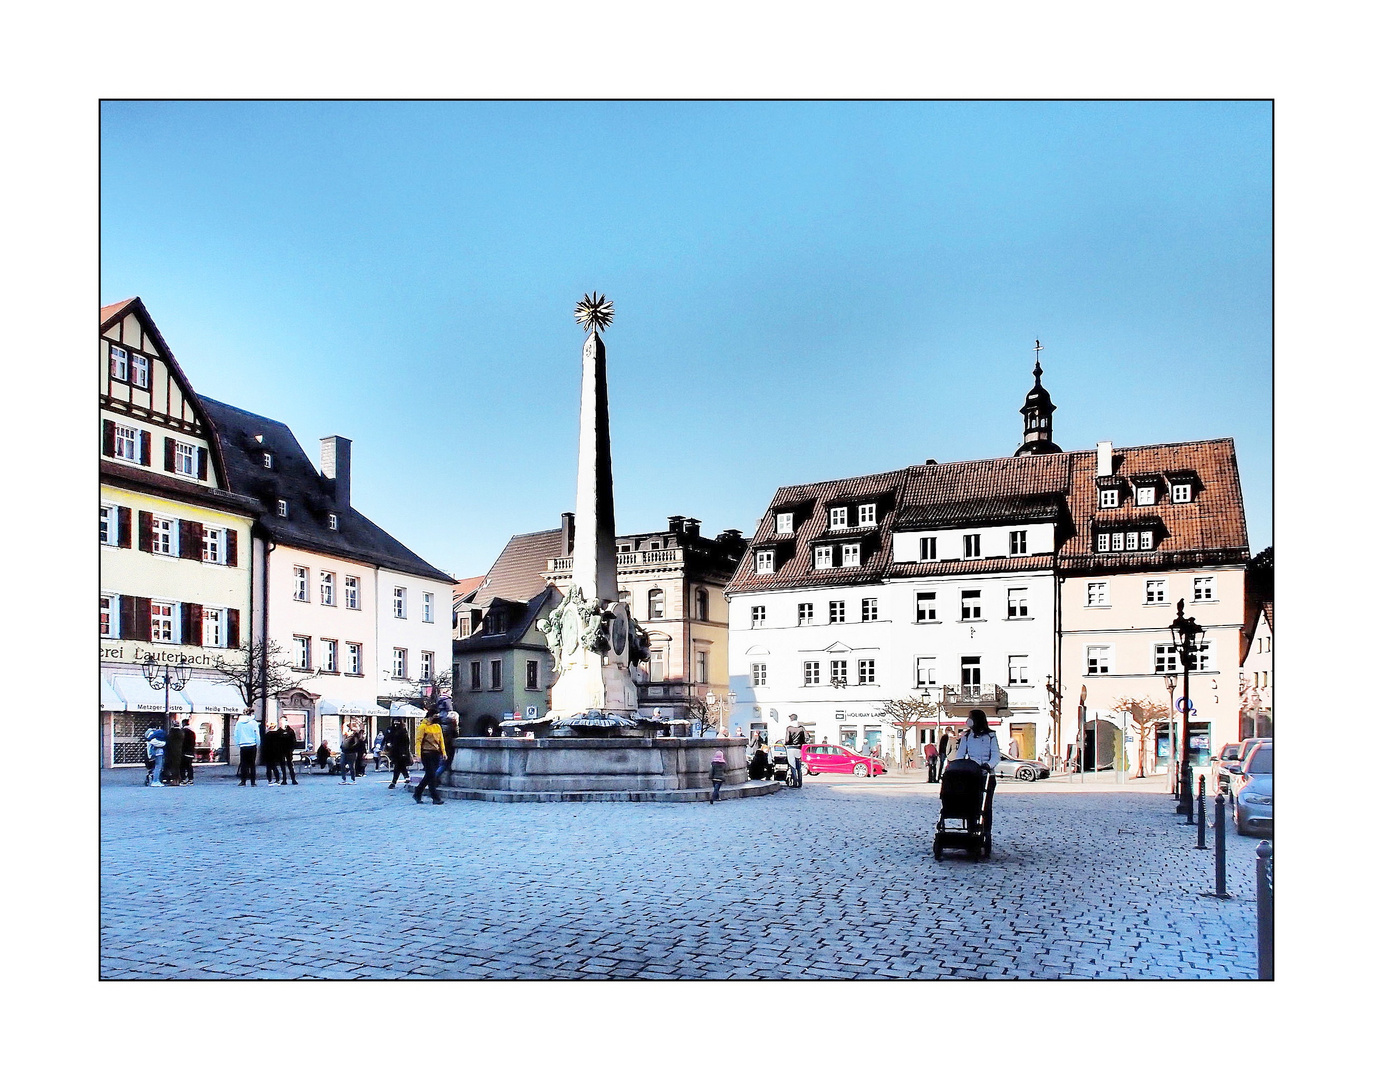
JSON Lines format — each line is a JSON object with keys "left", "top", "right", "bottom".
{"left": 802, "top": 743, "right": 885, "bottom": 777}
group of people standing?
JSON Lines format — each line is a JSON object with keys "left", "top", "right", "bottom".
{"left": 143, "top": 719, "right": 197, "bottom": 787}
{"left": 228, "top": 714, "right": 300, "bottom": 786}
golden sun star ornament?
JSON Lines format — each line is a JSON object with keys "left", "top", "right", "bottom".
{"left": 574, "top": 292, "right": 614, "bottom": 335}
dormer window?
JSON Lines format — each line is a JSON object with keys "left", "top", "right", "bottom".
{"left": 755, "top": 549, "right": 775, "bottom": 574}
{"left": 1135, "top": 485, "right": 1156, "bottom": 506}
{"left": 963, "top": 534, "right": 981, "bottom": 558}
{"left": 814, "top": 545, "right": 833, "bottom": 570}
{"left": 276, "top": 499, "right": 288, "bottom": 518}
{"left": 841, "top": 543, "right": 861, "bottom": 567}
{"left": 858, "top": 503, "right": 877, "bottom": 526}
{"left": 1171, "top": 483, "right": 1192, "bottom": 504}
{"left": 919, "top": 536, "right": 937, "bottom": 562}
{"left": 263, "top": 452, "right": 273, "bottom": 469}
{"left": 830, "top": 507, "right": 848, "bottom": 529}
{"left": 776, "top": 512, "right": 793, "bottom": 535}
{"left": 327, "top": 513, "right": 338, "bottom": 531}
{"left": 1099, "top": 488, "right": 1119, "bottom": 509}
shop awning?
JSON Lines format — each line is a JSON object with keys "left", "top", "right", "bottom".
{"left": 182, "top": 679, "right": 249, "bottom": 715}
{"left": 317, "top": 699, "right": 389, "bottom": 717}
{"left": 101, "top": 675, "right": 125, "bottom": 710}
{"left": 111, "top": 675, "right": 192, "bottom": 714}
{"left": 389, "top": 702, "right": 425, "bottom": 718}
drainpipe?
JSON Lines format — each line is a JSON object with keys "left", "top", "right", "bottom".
{"left": 1053, "top": 546, "right": 1062, "bottom": 762}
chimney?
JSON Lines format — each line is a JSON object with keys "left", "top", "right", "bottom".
{"left": 925, "top": 458, "right": 937, "bottom": 466}
{"left": 320, "top": 436, "right": 352, "bottom": 509}
{"left": 683, "top": 518, "right": 701, "bottom": 537}
{"left": 561, "top": 512, "right": 575, "bottom": 557}
{"left": 1096, "top": 441, "right": 1113, "bottom": 478}
{"left": 667, "top": 515, "right": 685, "bottom": 534}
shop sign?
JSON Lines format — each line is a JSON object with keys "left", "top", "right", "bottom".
{"left": 101, "top": 643, "right": 240, "bottom": 668}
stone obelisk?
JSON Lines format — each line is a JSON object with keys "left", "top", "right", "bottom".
{"left": 540, "top": 294, "right": 647, "bottom": 727}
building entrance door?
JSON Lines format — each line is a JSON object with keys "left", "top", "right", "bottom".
{"left": 1008, "top": 722, "right": 1036, "bottom": 761}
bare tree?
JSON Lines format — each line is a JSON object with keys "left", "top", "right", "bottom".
{"left": 392, "top": 667, "right": 454, "bottom": 710}
{"left": 879, "top": 695, "right": 940, "bottom": 773}
{"left": 1111, "top": 695, "right": 1171, "bottom": 778}
{"left": 210, "top": 637, "right": 297, "bottom": 751}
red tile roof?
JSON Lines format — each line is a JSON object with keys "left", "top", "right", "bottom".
{"left": 101, "top": 298, "right": 137, "bottom": 324}
{"left": 471, "top": 529, "right": 565, "bottom": 606}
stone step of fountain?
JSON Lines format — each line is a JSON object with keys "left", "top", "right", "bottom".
{"left": 429, "top": 780, "right": 783, "bottom": 804}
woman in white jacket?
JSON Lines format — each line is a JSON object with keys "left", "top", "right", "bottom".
{"left": 955, "top": 709, "right": 1001, "bottom": 773}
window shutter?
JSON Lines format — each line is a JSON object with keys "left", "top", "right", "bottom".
{"left": 183, "top": 603, "right": 203, "bottom": 646}
{"left": 225, "top": 529, "right": 238, "bottom": 567}
{"left": 138, "top": 511, "right": 153, "bottom": 553}
{"left": 180, "top": 519, "right": 201, "bottom": 560}
{"left": 102, "top": 420, "right": 115, "bottom": 457}
{"left": 139, "top": 430, "right": 152, "bottom": 466}
{"left": 164, "top": 437, "right": 176, "bottom": 472}
{"left": 197, "top": 448, "right": 208, "bottom": 481}
{"left": 226, "top": 609, "right": 240, "bottom": 649}
{"left": 134, "top": 596, "right": 152, "bottom": 641}
{"left": 120, "top": 595, "right": 137, "bottom": 639}
{"left": 117, "top": 507, "right": 132, "bottom": 549}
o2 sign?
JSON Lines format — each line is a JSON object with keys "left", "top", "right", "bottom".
{"left": 1175, "top": 697, "right": 1197, "bottom": 716}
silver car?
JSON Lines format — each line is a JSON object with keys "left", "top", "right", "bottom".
{"left": 1234, "top": 772, "right": 1273, "bottom": 835}
{"left": 993, "top": 756, "right": 1051, "bottom": 782}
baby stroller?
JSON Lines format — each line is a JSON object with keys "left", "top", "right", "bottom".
{"left": 933, "top": 758, "right": 996, "bottom": 860}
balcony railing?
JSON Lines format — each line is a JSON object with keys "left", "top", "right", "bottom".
{"left": 941, "top": 684, "right": 1010, "bottom": 712}
{"left": 547, "top": 548, "right": 684, "bottom": 574}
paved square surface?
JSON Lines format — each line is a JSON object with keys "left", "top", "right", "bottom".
{"left": 100, "top": 767, "right": 1264, "bottom": 979}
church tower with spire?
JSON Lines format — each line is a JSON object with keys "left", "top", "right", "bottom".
{"left": 1015, "top": 341, "right": 1062, "bottom": 456}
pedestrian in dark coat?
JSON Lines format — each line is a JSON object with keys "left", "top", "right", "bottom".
{"left": 278, "top": 723, "right": 298, "bottom": 784}
{"left": 384, "top": 720, "right": 411, "bottom": 788}
{"left": 923, "top": 740, "right": 939, "bottom": 784}
{"left": 937, "top": 728, "right": 953, "bottom": 780}
{"left": 180, "top": 720, "right": 197, "bottom": 784}
{"left": 163, "top": 722, "right": 184, "bottom": 786}
{"left": 338, "top": 728, "right": 359, "bottom": 784}
{"left": 261, "top": 723, "right": 282, "bottom": 784}
{"left": 708, "top": 750, "right": 726, "bottom": 804}
{"left": 439, "top": 709, "right": 460, "bottom": 777}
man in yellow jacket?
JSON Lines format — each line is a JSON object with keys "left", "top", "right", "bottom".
{"left": 412, "top": 712, "right": 446, "bottom": 805}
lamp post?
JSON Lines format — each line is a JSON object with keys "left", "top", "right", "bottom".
{"left": 703, "top": 691, "right": 736, "bottom": 737}
{"left": 141, "top": 656, "right": 190, "bottom": 748}
{"left": 1169, "top": 599, "right": 1203, "bottom": 817}
{"left": 1163, "top": 673, "right": 1178, "bottom": 797}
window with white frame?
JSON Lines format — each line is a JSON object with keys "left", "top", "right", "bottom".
{"left": 345, "top": 576, "right": 360, "bottom": 610}
{"left": 963, "top": 533, "right": 981, "bottom": 558}
{"left": 649, "top": 589, "right": 665, "bottom": 619}
{"left": 491, "top": 659, "right": 504, "bottom": 689}
{"left": 327, "top": 513, "right": 338, "bottom": 531}
{"left": 841, "top": 543, "right": 861, "bottom": 567}
{"left": 1007, "top": 655, "right": 1029, "bottom": 685}
{"left": 527, "top": 658, "right": 541, "bottom": 690}
{"left": 1097, "top": 532, "right": 1111, "bottom": 553}
{"left": 751, "top": 663, "right": 767, "bottom": 687}
{"left": 814, "top": 546, "right": 833, "bottom": 569}
{"left": 960, "top": 589, "right": 982, "bottom": 620}
{"left": 423, "top": 592, "right": 434, "bottom": 622}
{"left": 1195, "top": 639, "right": 1214, "bottom": 671}
{"left": 1099, "top": 488, "right": 1119, "bottom": 509}
{"left": 776, "top": 512, "right": 793, "bottom": 535}
{"left": 203, "top": 608, "right": 224, "bottom": 648}
{"left": 1111, "top": 532, "right": 1125, "bottom": 552}
{"left": 421, "top": 651, "right": 434, "bottom": 681}
{"left": 131, "top": 353, "right": 150, "bottom": 387}
{"left": 915, "top": 657, "right": 936, "bottom": 687}
{"left": 857, "top": 658, "right": 876, "bottom": 685}
{"left": 392, "top": 648, "right": 408, "bottom": 678}
{"left": 151, "top": 516, "right": 176, "bottom": 556}
{"left": 201, "top": 527, "right": 224, "bottom": 564}
{"left": 1007, "top": 587, "right": 1029, "bottom": 618}
{"left": 858, "top": 502, "right": 877, "bottom": 526}
{"left": 1171, "top": 483, "right": 1192, "bottom": 503}
{"left": 100, "top": 505, "right": 116, "bottom": 546}
{"left": 797, "top": 602, "right": 813, "bottom": 625}
{"left": 321, "top": 638, "right": 338, "bottom": 672}
{"left": 750, "top": 605, "right": 766, "bottom": 628}
{"left": 916, "top": 592, "right": 937, "bottom": 622}
{"left": 919, "top": 536, "right": 937, "bottom": 561}
{"left": 1086, "top": 646, "right": 1111, "bottom": 675}
{"left": 1125, "top": 531, "right": 1139, "bottom": 551}
{"left": 830, "top": 600, "right": 846, "bottom": 623}
{"left": 756, "top": 549, "right": 775, "bottom": 574}
{"left": 861, "top": 597, "right": 878, "bottom": 622}
{"left": 830, "top": 659, "right": 848, "bottom": 684}
{"left": 346, "top": 642, "right": 362, "bottom": 675}
{"left": 1009, "top": 529, "right": 1027, "bottom": 555}
{"left": 293, "top": 567, "right": 309, "bottom": 602}
{"left": 961, "top": 656, "right": 981, "bottom": 686}
{"left": 100, "top": 595, "right": 115, "bottom": 637}
{"left": 293, "top": 636, "right": 312, "bottom": 670}
{"left": 1139, "top": 531, "right": 1154, "bottom": 550}
{"left": 110, "top": 345, "right": 128, "bottom": 380}
{"left": 803, "top": 660, "right": 820, "bottom": 686}
{"left": 1086, "top": 581, "right": 1109, "bottom": 607}
{"left": 393, "top": 587, "right": 408, "bottom": 618}
{"left": 830, "top": 506, "right": 848, "bottom": 528}
{"left": 1153, "top": 643, "right": 1180, "bottom": 674}
{"left": 113, "top": 424, "right": 139, "bottom": 462}
{"left": 1145, "top": 579, "right": 1167, "bottom": 605}
{"left": 1193, "top": 576, "right": 1215, "bottom": 602}
{"left": 1136, "top": 485, "right": 1156, "bottom": 505}
{"left": 696, "top": 651, "right": 707, "bottom": 684}
{"left": 649, "top": 649, "right": 665, "bottom": 682}
{"left": 276, "top": 499, "right": 288, "bottom": 518}
{"left": 174, "top": 442, "right": 198, "bottom": 476}
{"left": 319, "top": 572, "right": 335, "bottom": 606}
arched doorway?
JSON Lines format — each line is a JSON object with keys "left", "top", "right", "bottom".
{"left": 1084, "top": 717, "right": 1122, "bottom": 771}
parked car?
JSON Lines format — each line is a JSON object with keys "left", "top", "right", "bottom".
{"left": 1209, "top": 743, "right": 1245, "bottom": 794}
{"left": 802, "top": 743, "right": 885, "bottom": 777}
{"left": 1234, "top": 772, "right": 1273, "bottom": 836}
{"left": 1231, "top": 742, "right": 1272, "bottom": 801}
{"left": 992, "top": 756, "right": 1051, "bottom": 782}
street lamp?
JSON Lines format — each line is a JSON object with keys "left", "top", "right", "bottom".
{"left": 1169, "top": 599, "right": 1203, "bottom": 817}
{"left": 1163, "top": 672, "right": 1178, "bottom": 798}
{"left": 141, "top": 656, "right": 190, "bottom": 750}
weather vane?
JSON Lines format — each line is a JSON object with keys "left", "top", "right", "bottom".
{"left": 574, "top": 292, "right": 614, "bottom": 336}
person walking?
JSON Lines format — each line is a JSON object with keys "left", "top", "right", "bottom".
{"left": 708, "top": 750, "right": 726, "bottom": 804}
{"left": 954, "top": 710, "right": 1002, "bottom": 774}
{"left": 784, "top": 714, "right": 807, "bottom": 787}
{"left": 384, "top": 719, "right": 412, "bottom": 789}
{"left": 923, "top": 739, "right": 939, "bottom": 783}
{"left": 438, "top": 701, "right": 460, "bottom": 779}
{"left": 937, "top": 727, "right": 954, "bottom": 781}
{"left": 145, "top": 724, "right": 167, "bottom": 787}
{"left": 234, "top": 713, "right": 261, "bottom": 786}
{"left": 162, "top": 720, "right": 184, "bottom": 787}
{"left": 412, "top": 709, "right": 446, "bottom": 805}
{"left": 371, "top": 731, "right": 385, "bottom": 772}
{"left": 338, "top": 727, "right": 359, "bottom": 784}
{"left": 278, "top": 722, "right": 299, "bottom": 785}
{"left": 180, "top": 720, "right": 197, "bottom": 785}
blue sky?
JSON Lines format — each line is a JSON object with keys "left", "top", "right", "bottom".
{"left": 100, "top": 101, "right": 1272, "bottom": 577}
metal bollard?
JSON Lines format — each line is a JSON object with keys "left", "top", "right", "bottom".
{"left": 1195, "top": 774, "right": 1207, "bottom": 849}
{"left": 1256, "top": 841, "right": 1274, "bottom": 980}
{"left": 1212, "top": 792, "right": 1230, "bottom": 898}
{"left": 1180, "top": 763, "right": 1194, "bottom": 824}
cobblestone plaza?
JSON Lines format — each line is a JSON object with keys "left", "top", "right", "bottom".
{"left": 100, "top": 768, "right": 1263, "bottom": 979}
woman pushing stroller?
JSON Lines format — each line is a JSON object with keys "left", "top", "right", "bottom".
{"left": 933, "top": 709, "right": 1002, "bottom": 861}
{"left": 954, "top": 710, "right": 1001, "bottom": 775}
